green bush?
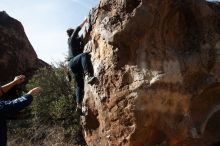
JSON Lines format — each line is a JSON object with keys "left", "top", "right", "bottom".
{"left": 8, "top": 62, "right": 86, "bottom": 146}
{"left": 27, "top": 62, "right": 76, "bottom": 123}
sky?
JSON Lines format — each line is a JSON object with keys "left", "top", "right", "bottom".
{"left": 1, "top": 0, "right": 220, "bottom": 64}
{"left": 1, "top": 0, "right": 99, "bottom": 64}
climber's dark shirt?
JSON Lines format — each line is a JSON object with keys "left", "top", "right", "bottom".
{"left": 68, "top": 26, "right": 84, "bottom": 60}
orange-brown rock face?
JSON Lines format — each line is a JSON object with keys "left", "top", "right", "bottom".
{"left": 0, "top": 11, "right": 46, "bottom": 83}
{"left": 82, "top": 0, "right": 220, "bottom": 145}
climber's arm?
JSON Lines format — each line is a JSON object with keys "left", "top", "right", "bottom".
{"left": 79, "top": 17, "right": 87, "bottom": 28}
{"left": 82, "top": 25, "right": 91, "bottom": 45}
{"left": 82, "top": 16, "right": 92, "bottom": 47}
{"left": 70, "top": 18, "right": 88, "bottom": 39}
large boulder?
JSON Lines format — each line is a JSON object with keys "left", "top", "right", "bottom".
{"left": 0, "top": 11, "right": 46, "bottom": 84}
{"left": 82, "top": 0, "right": 220, "bottom": 145}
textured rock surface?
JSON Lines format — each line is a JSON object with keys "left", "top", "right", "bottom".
{"left": 82, "top": 0, "right": 220, "bottom": 145}
{"left": 0, "top": 11, "right": 46, "bottom": 84}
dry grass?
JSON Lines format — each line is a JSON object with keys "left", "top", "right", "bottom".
{"left": 8, "top": 125, "right": 86, "bottom": 146}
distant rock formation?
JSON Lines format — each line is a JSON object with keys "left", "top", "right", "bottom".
{"left": 81, "top": 0, "right": 220, "bottom": 145}
{"left": 0, "top": 11, "right": 47, "bottom": 84}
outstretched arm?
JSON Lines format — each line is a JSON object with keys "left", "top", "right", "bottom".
{"left": 82, "top": 20, "right": 92, "bottom": 45}
{"left": 70, "top": 17, "right": 88, "bottom": 39}
{"left": 0, "top": 75, "right": 25, "bottom": 97}
{"left": 79, "top": 17, "right": 88, "bottom": 28}
{"left": 0, "top": 87, "right": 42, "bottom": 115}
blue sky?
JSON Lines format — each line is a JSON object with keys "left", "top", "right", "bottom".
{"left": 1, "top": 0, "right": 98, "bottom": 64}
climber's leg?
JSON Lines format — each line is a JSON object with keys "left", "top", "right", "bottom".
{"left": 80, "top": 53, "right": 93, "bottom": 75}
{"left": 80, "top": 53, "right": 95, "bottom": 84}
{"left": 69, "top": 54, "right": 83, "bottom": 74}
{"left": 69, "top": 53, "right": 94, "bottom": 83}
{"left": 69, "top": 53, "right": 93, "bottom": 75}
{"left": 74, "top": 73, "right": 84, "bottom": 108}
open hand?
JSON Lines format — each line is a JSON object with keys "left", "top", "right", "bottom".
{"left": 28, "top": 87, "right": 43, "bottom": 96}
{"left": 13, "top": 75, "right": 25, "bottom": 85}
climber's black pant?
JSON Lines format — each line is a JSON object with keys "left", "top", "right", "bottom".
{"left": 69, "top": 53, "right": 93, "bottom": 103}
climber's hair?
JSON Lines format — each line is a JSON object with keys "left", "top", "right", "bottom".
{"left": 66, "top": 28, "right": 74, "bottom": 37}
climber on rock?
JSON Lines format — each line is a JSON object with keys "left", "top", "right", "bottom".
{"left": 66, "top": 16, "right": 95, "bottom": 113}
{"left": 0, "top": 75, "right": 42, "bottom": 146}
